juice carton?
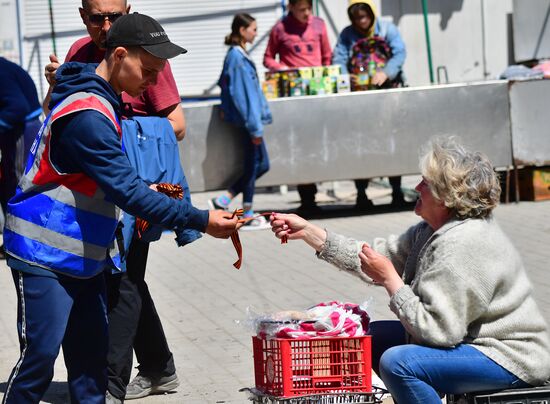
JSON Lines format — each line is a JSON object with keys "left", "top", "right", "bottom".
{"left": 290, "top": 78, "right": 307, "bottom": 97}
{"left": 323, "top": 76, "right": 337, "bottom": 94}
{"left": 312, "top": 66, "right": 325, "bottom": 78}
{"left": 324, "top": 65, "right": 341, "bottom": 77}
{"left": 262, "top": 79, "right": 279, "bottom": 99}
{"left": 298, "top": 67, "right": 313, "bottom": 80}
{"left": 337, "top": 74, "right": 351, "bottom": 93}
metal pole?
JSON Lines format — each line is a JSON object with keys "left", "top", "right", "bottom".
{"left": 48, "top": 0, "right": 57, "bottom": 55}
{"left": 480, "top": 0, "right": 489, "bottom": 78}
{"left": 15, "top": 0, "right": 23, "bottom": 66}
{"left": 421, "top": 0, "right": 435, "bottom": 83}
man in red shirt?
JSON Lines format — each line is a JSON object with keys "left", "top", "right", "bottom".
{"left": 263, "top": 0, "right": 332, "bottom": 214}
{"left": 42, "top": 1, "right": 186, "bottom": 402}
{"left": 44, "top": 1, "right": 185, "bottom": 140}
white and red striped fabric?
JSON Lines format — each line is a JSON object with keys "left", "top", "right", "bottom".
{"left": 257, "top": 301, "right": 371, "bottom": 339}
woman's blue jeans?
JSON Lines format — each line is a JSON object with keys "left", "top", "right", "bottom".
{"left": 368, "top": 320, "right": 529, "bottom": 404}
{"left": 228, "top": 129, "right": 270, "bottom": 205}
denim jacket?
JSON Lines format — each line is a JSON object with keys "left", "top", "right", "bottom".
{"left": 218, "top": 46, "right": 272, "bottom": 137}
{"left": 121, "top": 116, "right": 202, "bottom": 249}
{"left": 332, "top": 19, "right": 406, "bottom": 79}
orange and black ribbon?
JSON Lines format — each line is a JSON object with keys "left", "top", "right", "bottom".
{"left": 136, "top": 183, "right": 184, "bottom": 239}
{"left": 229, "top": 209, "right": 287, "bottom": 270}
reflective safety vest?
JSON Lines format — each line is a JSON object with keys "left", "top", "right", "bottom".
{"left": 4, "top": 92, "right": 123, "bottom": 278}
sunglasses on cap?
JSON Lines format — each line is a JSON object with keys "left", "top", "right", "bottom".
{"left": 86, "top": 12, "right": 124, "bottom": 27}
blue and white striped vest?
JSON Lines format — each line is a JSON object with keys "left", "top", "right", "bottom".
{"left": 4, "top": 92, "right": 123, "bottom": 278}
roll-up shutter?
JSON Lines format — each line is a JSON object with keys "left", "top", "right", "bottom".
{"left": 21, "top": 0, "right": 282, "bottom": 98}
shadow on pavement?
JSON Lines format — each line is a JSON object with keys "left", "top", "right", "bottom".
{"left": 265, "top": 201, "right": 417, "bottom": 220}
{"left": 0, "top": 381, "right": 70, "bottom": 403}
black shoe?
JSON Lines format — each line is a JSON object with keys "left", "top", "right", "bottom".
{"left": 296, "top": 203, "right": 323, "bottom": 216}
{"left": 390, "top": 193, "right": 407, "bottom": 208}
{"left": 0, "top": 245, "right": 6, "bottom": 260}
{"left": 355, "top": 196, "right": 374, "bottom": 211}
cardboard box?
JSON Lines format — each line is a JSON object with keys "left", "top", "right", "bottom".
{"left": 518, "top": 167, "right": 550, "bottom": 201}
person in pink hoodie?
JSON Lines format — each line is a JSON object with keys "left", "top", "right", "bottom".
{"left": 263, "top": 0, "right": 332, "bottom": 213}
{"left": 264, "top": 0, "right": 332, "bottom": 71}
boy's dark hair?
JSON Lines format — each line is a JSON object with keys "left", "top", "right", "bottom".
{"left": 225, "top": 13, "right": 256, "bottom": 46}
{"left": 289, "top": 0, "right": 313, "bottom": 5}
{"left": 347, "top": 3, "right": 374, "bottom": 22}
{"left": 104, "top": 45, "right": 140, "bottom": 59}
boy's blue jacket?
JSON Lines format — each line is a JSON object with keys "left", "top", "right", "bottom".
{"left": 120, "top": 116, "right": 202, "bottom": 250}
{"left": 218, "top": 46, "right": 272, "bottom": 137}
{"left": 332, "top": 19, "right": 406, "bottom": 79}
{"left": 45, "top": 62, "right": 207, "bottom": 233}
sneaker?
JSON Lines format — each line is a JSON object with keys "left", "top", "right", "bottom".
{"left": 125, "top": 372, "right": 180, "bottom": 400}
{"left": 240, "top": 215, "right": 271, "bottom": 231}
{"left": 106, "top": 390, "right": 123, "bottom": 404}
{"left": 208, "top": 196, "right": 229, "bottom": 211}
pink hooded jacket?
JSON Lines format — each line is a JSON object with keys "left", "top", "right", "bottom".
{"left": 263, "top": 13, "right": 332, "bottom": 70}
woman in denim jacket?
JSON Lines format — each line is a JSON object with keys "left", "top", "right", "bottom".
{"left": 210, "top": 14, "right": 273, "bottom": 229}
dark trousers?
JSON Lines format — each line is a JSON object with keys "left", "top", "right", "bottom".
{"left": 355, "top": 176, "right": 403, "bottom": 199}
{"left": 4, "top": 270, "right": 108, "bottom": 404}
{"left": 106, "top": 239, "right": 175, "bottom": 399}
{"left": 297, "top": 183, "right": 318, "bottom": 206}
{"left": 0, "top": 127, "right": 23, "bottom": 214}
{"left": 367, "top": 320, "right": 407, "bottom": 375}
{"left": 228, "top": 130, "right": 270, "bottom": 205}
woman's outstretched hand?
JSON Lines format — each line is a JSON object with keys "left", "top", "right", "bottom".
{"left": 359, "top": 244, "right": 404, "bottom": 296}
{"left": 269, "top": 213, "right": 327, "bottom": 252}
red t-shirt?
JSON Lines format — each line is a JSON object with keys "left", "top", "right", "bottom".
{"left": 65, "top": 37, "right": 181, "bottom": 117}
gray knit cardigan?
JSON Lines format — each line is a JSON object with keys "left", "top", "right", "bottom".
{"left": 318, "top": 217, "right": 550, "bottom": 386}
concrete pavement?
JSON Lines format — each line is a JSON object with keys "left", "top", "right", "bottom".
{"left": 0, "top": 179, "right": 549, "bottom": 403}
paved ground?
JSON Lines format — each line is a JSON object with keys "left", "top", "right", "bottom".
{"left": 0, "top": 178, "right": 549, "bottom": 403}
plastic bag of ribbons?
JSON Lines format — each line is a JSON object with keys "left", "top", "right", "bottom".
{"left": 250, "top": 300, "right": 371, "bottom": 339}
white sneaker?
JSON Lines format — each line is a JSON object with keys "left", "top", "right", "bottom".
{"left": 240, "top": 215, "right": 271, "bottom": 231}
{"left": 208, "top": 197, "right": 229, "bottom": 211}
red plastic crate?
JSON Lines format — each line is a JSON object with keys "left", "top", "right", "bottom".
{"left": 253, "top": 336, "right": 372, "bottom": 398}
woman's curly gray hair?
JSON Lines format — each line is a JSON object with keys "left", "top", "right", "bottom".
{"left": 419, "top": 137, "right": 501, "bottom": 219}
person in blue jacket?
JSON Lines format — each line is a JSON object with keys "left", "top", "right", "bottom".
{"left": 2, "top": 13, "right": 239, "bottom": 404}
{"left": 332, "top": 0, "right": 406, "bottom": 86}
{"left": 209, "top": 13, "right": 273, "bottom": 230}
{"left": 0, "top": 57, "right": 42, "bottom": 234}
{"left": 332, "top": 0, "right": 407, "bottom": 210}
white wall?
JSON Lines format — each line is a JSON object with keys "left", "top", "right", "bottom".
{"left": 2, "top": 0, "right": 516, "bottom": 96}
{"left": 14, "top": 0, "right": 282, "bottom": 99}
{"left": 0, "top": 0, "right": 21, "bottom": 63}
{"left": 319, "top": 0, "right": 513, "bottom": 86}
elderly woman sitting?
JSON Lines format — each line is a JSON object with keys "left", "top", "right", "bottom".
{"left": 270, "top": 138, "right": 550, "bottom": 403}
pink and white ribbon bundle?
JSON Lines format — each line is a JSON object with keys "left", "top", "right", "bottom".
{"left": 258, "top": 301, "right": 371, "bottom": 339}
